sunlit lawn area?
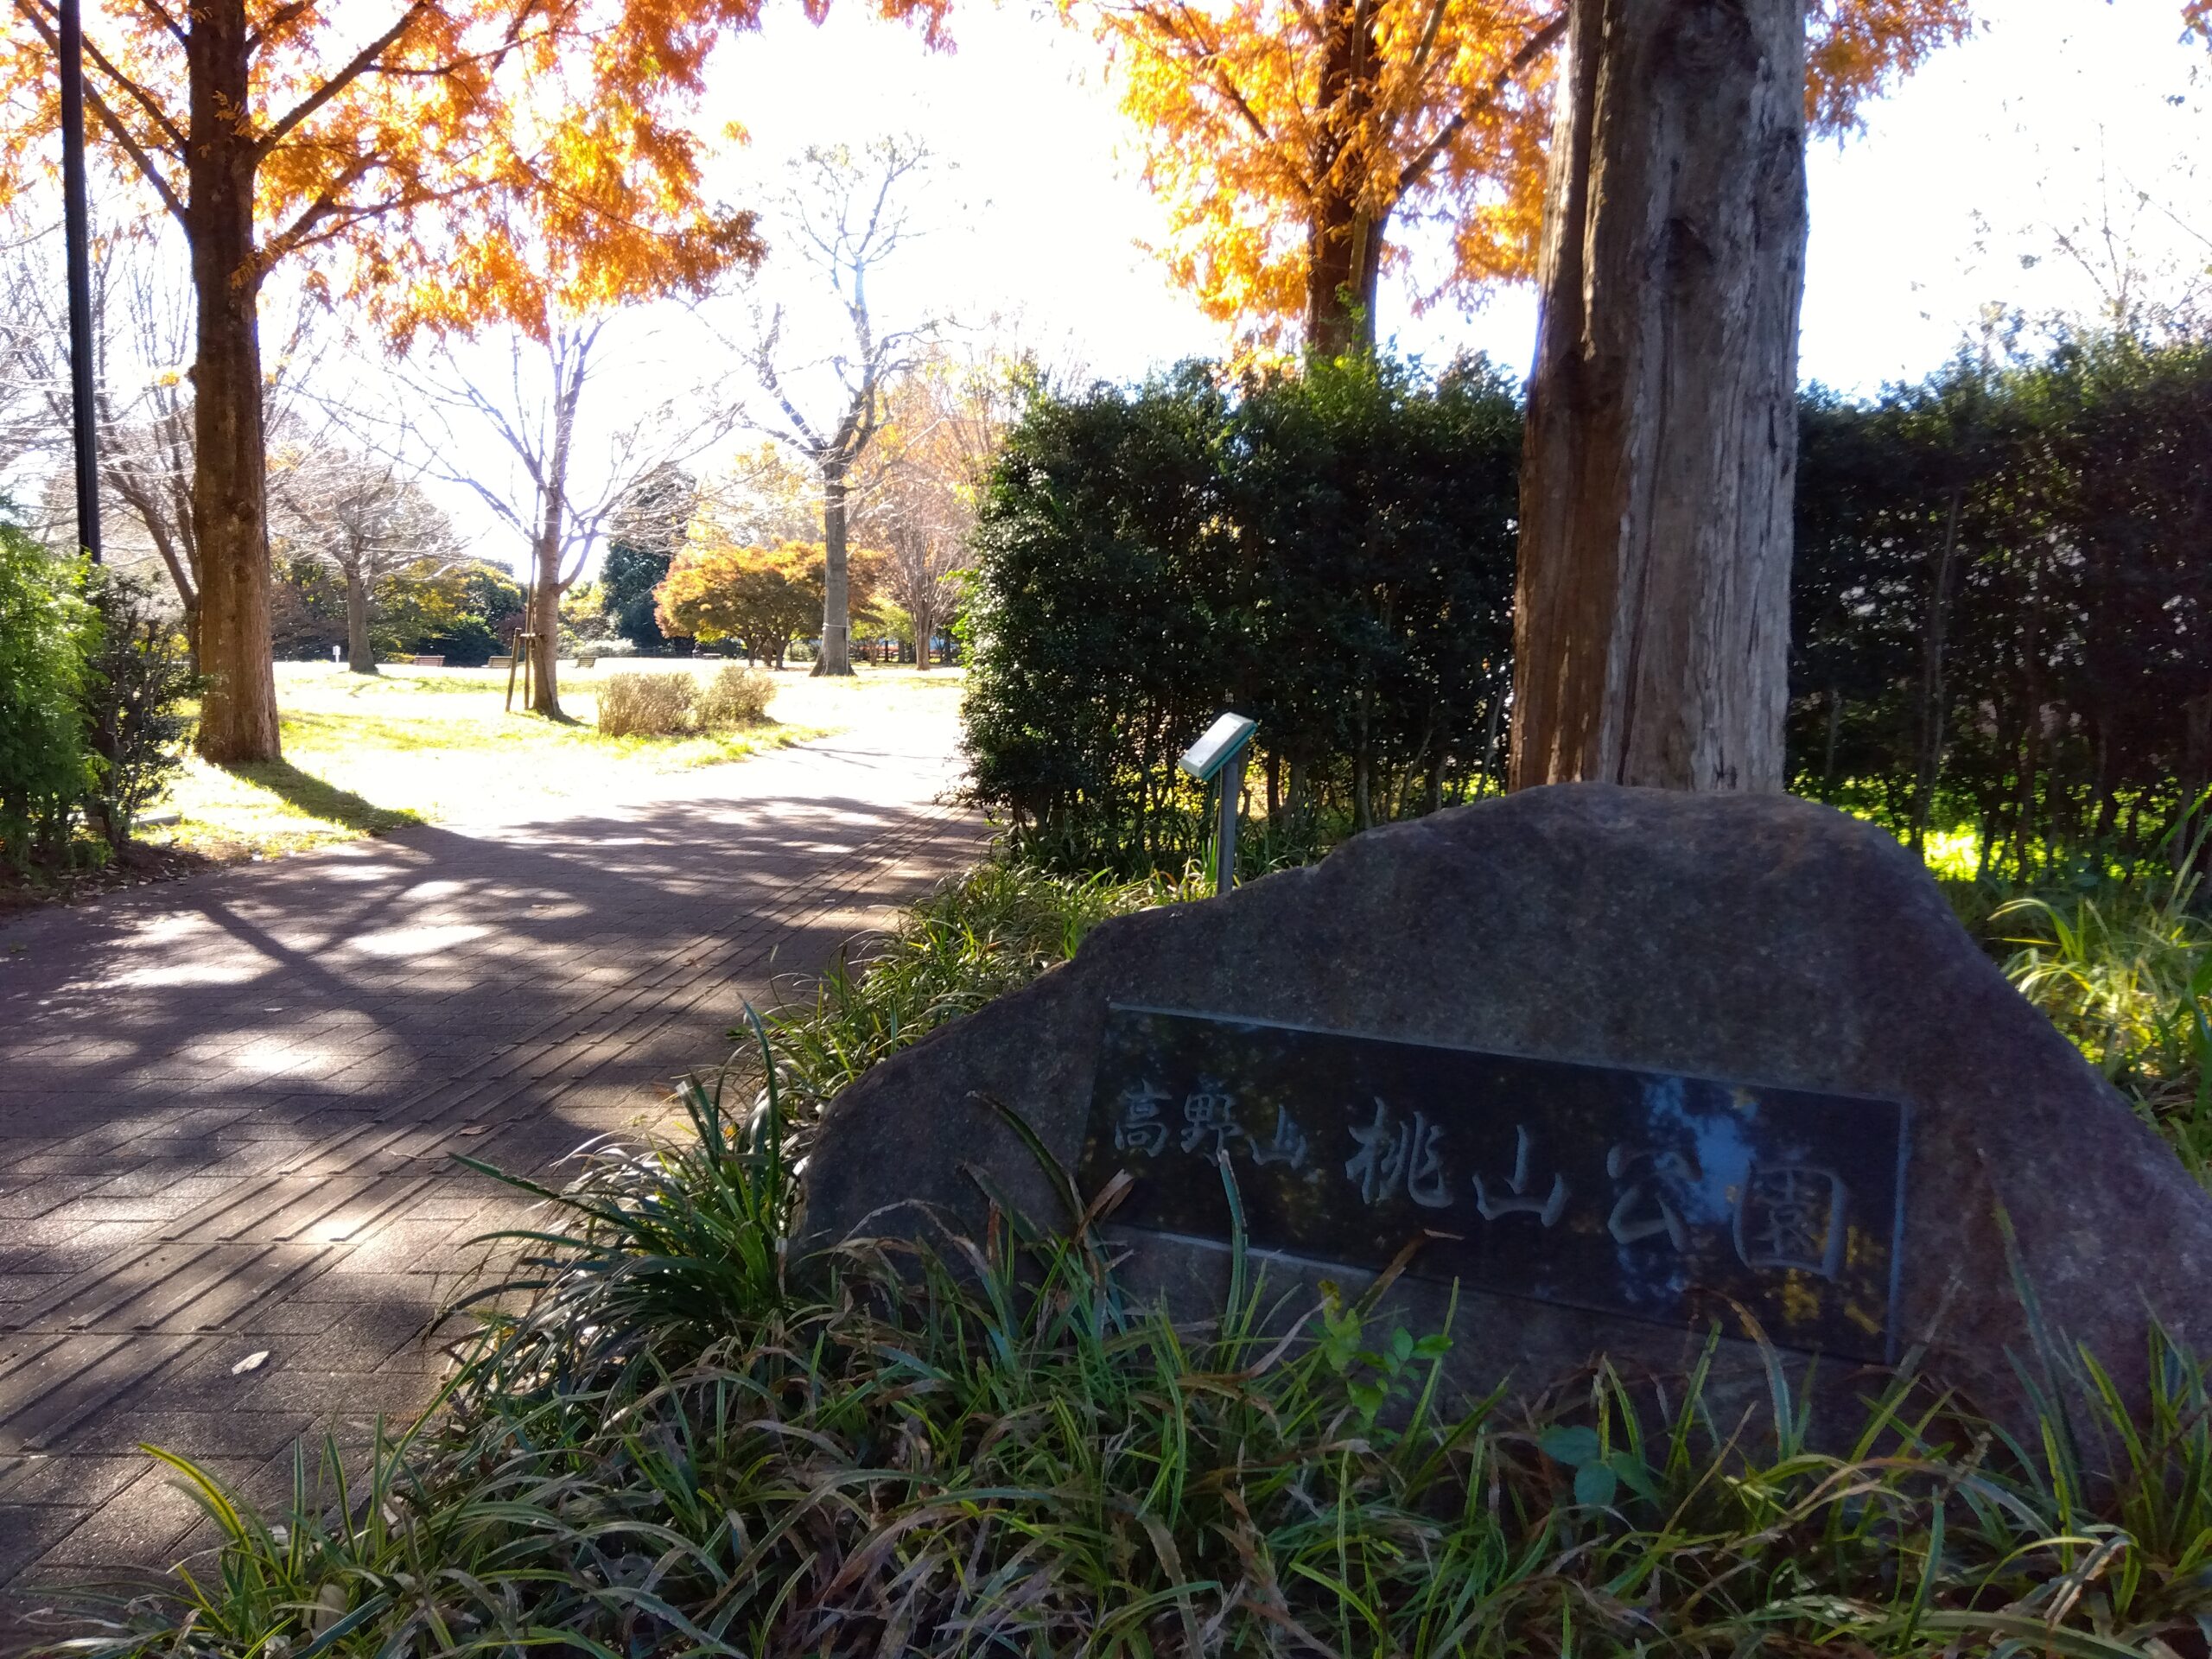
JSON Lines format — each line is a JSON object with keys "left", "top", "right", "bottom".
{"left": 141, "top": 659, "right": 965, "bottom": 863}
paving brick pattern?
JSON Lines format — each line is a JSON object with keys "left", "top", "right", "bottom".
{"left": 0, "top": 708, "right": 982, "bottom": 1605}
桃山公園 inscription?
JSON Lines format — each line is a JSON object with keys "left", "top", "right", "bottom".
{"left": 1077, "top": 1007, "right": 1909, "bottom": 1362}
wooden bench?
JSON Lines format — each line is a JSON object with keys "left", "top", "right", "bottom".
{"left": 410, "top": 654, "right": 445, "bottom": 667}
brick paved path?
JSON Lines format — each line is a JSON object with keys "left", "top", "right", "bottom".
{"left": 0, "top": 704, "right": 981, "bottom": 1599}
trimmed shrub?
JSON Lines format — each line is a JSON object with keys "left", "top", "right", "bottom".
{"left": 963, "top": 353, "right": 1521, "bottom": 873}
{"left": 594, "top": 670, "right": 696, "bottom": 737}
{"left": 696, "top": 663, "right": 773, "bottom": 728}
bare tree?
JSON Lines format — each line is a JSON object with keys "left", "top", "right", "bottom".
{"left": 268, "top": 438, "right": 456, "bottom": 673}
{"left": 738, "top": 139, "right": 938, "bottom": 677}
{"left": 410, "top": 315, "right": 736, "bottom": 716}
{"left": 2, "top": 198, "right": 322, "bottom": 658}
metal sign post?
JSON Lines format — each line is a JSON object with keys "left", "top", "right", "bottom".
{"left": 1178, "top": 711, "right": 1258, "bottom": 895}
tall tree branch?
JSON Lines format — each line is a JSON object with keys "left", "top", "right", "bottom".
{"left": 1396, "top": 10, "right": 1565, "bottom": 199}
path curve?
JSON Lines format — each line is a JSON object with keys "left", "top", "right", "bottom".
{"left": 0, "top": 701, "right": 982, "bottom": 1595}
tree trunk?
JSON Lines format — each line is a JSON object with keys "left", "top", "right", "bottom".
{"left": 530, "top": 559, "right": 562, "bottom": 716}
{"left": 1303, "top": 0, "right": 1388, "bottom": 357}
{"left": 815, "top": 460, "right": 855, "bottom": 677}
{"left": 187, "top": 0, "right": 281, "bottom": 765}
{"left": 1305, "top": 197, "right": 1387, "bottom": 358}
{"left": 342, "top": 564, "right": 377, "bottom": 674}
{"left": 912, "top": 598, "right": 935, "bottom": 670}
{"left": 1821, "top": 683, "right": 1843, "bottom": 794}
{"left": 1910, "top": 488, "right": 1962, "bottom": 853}
{"left": 1509, "top": 0, "right": 1807, "bottom": 793}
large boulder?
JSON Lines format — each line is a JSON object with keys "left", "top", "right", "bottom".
{"left": 799, "top": 785, "right": 2212, "bottom": 1418}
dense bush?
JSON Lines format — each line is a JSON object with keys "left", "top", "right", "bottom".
{"left": 696, "top": 662, "right": 774, "bottom": 728}
{"left": 81, "top": 567, "right": 195, "bottom": 846}
{"left": 1792, "top": 327, "right": 2212, "bottom": 877}
{"left": 594, "top": 669, "right": 696, "bottom": 736}
{"left": 970, "top": 328, "right": 2212, "bottom": 880}
{"left": 963, "top": 353, "right": 1519, "bottom": 871}
{"left": 0, "top": 524, "right": 98, "bottom": 868}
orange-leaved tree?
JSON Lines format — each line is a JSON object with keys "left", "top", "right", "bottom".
{"left": 1067, "top": 0, "right": 1973, "bottom": 353}
{"left": 657, "top": 535, "right": 882, "bottom": 669}
{"left": 0, "top": 0, "right": 945, "bottom": 763}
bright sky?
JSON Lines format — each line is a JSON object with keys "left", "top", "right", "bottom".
{"left": 704, "top": 0, "right": 2211, "bottom": 394}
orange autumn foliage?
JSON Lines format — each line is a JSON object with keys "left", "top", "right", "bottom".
{"left": 0, "top": 0, "right": 946, "bottom": 765}
{"left": 1, "top": 0, "right": 948, "bottom": 342}
{"left": 1069, "top": 0, "right": 1975, "bottom": 352}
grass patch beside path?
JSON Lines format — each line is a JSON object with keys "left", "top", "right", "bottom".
{"left": 140, "top": 661, "right": 959, "bottom": 864}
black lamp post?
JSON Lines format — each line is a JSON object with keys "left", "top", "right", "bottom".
{"left": 60, "top": 0, "right": 101, "bottom": 564}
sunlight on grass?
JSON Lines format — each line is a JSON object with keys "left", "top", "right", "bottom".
{"left": 137, "top": 660, "right": 958, "bottom": 864}
{"left": 1919, "top": 824, "right": 1980, "bottom": 880}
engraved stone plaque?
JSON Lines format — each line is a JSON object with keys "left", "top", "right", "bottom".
{"left": 1077, "top": 1006, "right": 1910, "bottom": 1363}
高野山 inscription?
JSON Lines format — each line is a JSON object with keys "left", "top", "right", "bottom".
{"left": 1077, "top": 1007, "right": 1910, "bottom": 1362}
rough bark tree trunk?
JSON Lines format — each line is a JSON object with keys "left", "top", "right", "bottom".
{"left": 816, "top": 461, "right": 855, "bottom": 677}
{"left": 1302, "top": 0, "right": 1388, "bottom": 359}
{"left": 187, "top": 0, "right": 281, "bottom": 764}
{"left": 530, "top": 552, "right": 563, "bottom": 716}
{"left": 1509, "top": 0, "right": 1808, "bottom": 793}
{"left": 342, "top": 564, "right": 377, "bottom": 674}
{"left": 1306, "top": 197, "right": 1388, "bottom": 358}
{"left": 912, "top": 597, "right": 936, "bottom": 670}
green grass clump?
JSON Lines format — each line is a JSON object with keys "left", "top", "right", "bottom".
{"left": 37, "top": 1050, "right": 2212, "bottom": 1658}
{"left": 754, "top": 860, "right": 1197, "bottom": 1114}
{"left": 1999, "top": 837, "right": 2212, "bottom": 1188}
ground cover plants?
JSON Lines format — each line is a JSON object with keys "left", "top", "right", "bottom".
{"left": 30, "top": 851, "right": 2212, "bottom": 1656}
{"left": 1996, "top": 858, "right": 2212, "bottom": 1188}
{"left": 41, "top": 1035, "right": 2212, "bottom": 1657}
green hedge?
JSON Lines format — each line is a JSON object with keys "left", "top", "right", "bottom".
{"left": 962, "top": 353, "right": 1521, "bottom": 872}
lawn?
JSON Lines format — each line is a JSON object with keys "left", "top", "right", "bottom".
{"left": 141, "top": 659, "right": 964, "bottom": 863}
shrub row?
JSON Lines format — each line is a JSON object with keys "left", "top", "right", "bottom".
{"left": 963, "top": 353, "right": 1520, "bottom": 873}
{"left": 594, "top": 664, "right": 773, "bottom": 737}
{"left": 965, "top": 327, "right": 2212, "bottom": 879}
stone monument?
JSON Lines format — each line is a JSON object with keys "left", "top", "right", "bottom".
{"left": 800, "top": 785, "right": 2212, "bottom": 1417}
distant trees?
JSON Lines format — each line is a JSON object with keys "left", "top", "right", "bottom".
{"left": 412, "top": 321, "right": 735, "bottom": 718}
{"left": 866, "top": 351, "right": 1019, "bottom": 667}
{"left": 656, "top": 537, "right": 881, "bottom": 669}
{"left": 738, "top": 140, "right": 937, "bottom": 677}
{"left": 1065, "top": 0, "right": 1969, "bottom": 352}
{"left": 601, "top": 469, "right": 698, "bottom": 655}
{"left": 0, "top": 0, "right": 877, "bottom": 762}
{"left": 269, "top": 444, "right": 456, "bottom": 674}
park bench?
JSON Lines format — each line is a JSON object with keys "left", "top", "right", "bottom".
{"left": 411, "top": 654, "right": 445, "bottom": 667}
